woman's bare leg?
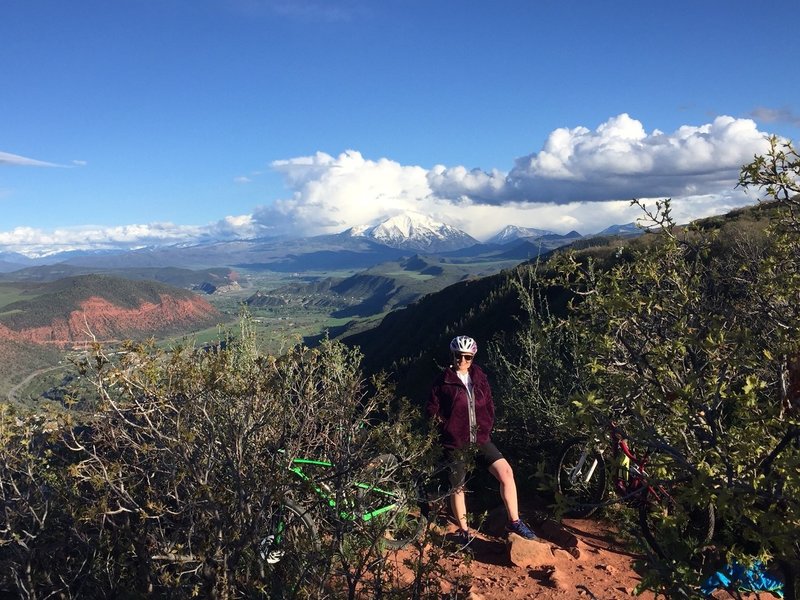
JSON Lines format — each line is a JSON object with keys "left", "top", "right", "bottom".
{"left": 450, "top": 487, "right": 469, "bottom": 530}
{"left": 489, "top": 458, "right": 520, "bottom": 522}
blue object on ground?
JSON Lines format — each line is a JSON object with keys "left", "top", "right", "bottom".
{"left": 700, "top": 560, "right": 784, "bottom": 598}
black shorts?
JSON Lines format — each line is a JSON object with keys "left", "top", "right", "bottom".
{"left": 444, "top": 441, "right": 504, "bottom": 489}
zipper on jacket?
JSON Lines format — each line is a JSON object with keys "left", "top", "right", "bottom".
{"left": 465, "top": 382, "right": 477, "bottom": 444}
{"left": 453, "top": 369, "right": 478, "bottom": 444}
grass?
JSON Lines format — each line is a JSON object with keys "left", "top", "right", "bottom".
{"left": 0, "top": 340, "right": 63, "bottom": 401}
{"left": 0, "top": 283, "right": 38, "bottom": 311}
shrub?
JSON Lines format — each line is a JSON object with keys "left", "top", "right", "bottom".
{"left": 0, "top": 320, "right": 441, "bottom": 599}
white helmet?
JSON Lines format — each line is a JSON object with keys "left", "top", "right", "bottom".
{"left": 449, "top": 335, "right": 477, "bottom": 355}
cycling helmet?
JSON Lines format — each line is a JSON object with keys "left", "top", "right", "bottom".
{"left": 449, "top": 335, "right": 477, "bottom": 355}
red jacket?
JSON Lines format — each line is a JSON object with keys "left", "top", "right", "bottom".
{"left": 426, "top": 364, "right": 495, "bottom": 449}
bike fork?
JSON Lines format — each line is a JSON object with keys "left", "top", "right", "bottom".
{"left": 570, "top": 447, "right": 599, "bottom": 485}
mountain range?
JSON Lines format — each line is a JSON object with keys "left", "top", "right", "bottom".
{"left": 486, "top": 225, "right": 556, "bottom": 244}
{"left": 0, "top": 213, "right": 639, "bottom": 277}
{"left": 345, "top": 212, "right": 480, "bottom": 252}
{"left": 341, "top": 201, "right": 779, "bottom": 400}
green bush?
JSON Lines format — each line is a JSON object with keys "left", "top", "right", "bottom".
{"left": 548, "top": 140, "right": 800, "bottom": 597}
{"left": 0, "top": 318, "right": 442, "bottom": 599}
{"left": 489, "top": 138, "right": 800, "bottom": 598}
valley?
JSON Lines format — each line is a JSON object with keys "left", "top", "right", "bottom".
{"left": 0, "top": 254, "right": 526, "bottom": 408}
{"left": 0, "top": 211, "right": 628, "bottom": 408}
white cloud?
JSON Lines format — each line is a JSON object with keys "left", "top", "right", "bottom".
{"left": 430, "top": 114, "right": 773, "bottom": 205}
{"left": 234, "top": 176, "right": 252, "bottom": 184}
{"left": 248, "top": 115, "right": 770, "bottom": 240}
{"left": 208, "top": 214, "right": 262, "bottom": 239}
{"left": 253, "top": 150, "right": 432, "bottom": 236}
{"left": 0, "top": 151, "right": 62, "bottom": 167}
{"left": 0, "top": 114, "right": 779, "bottom": 256}
{"left": 0, "top": 223, "right": 206, "bottom": 257}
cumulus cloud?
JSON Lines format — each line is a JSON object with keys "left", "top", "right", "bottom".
{"left": 431, "top": 114, "right": 773, "bottom": 204}
{"left": 0, "top": 114, "right": 782, "bottom": 255}
{"left": 245, "top": 115, "right": 772, "bottom": 240}
{"left": 207, "top": 214, "right": 263, "bottom": 239}
{"left": 252, "top": 150, "right": 432, "bottom": 236}
{"left": 0, "top": 223, "right": 206, "bottom": 257}
{"left": 0, "top": 151, "right": 63, "bottom": 167}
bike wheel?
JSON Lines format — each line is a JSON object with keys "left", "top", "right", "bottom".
{"left": 361, "top": 454, "right": 428, "bottom": 550}
{"left": 556, "top": 438, "right": 607, "bottom": 518}
{"left": 638, "top": 486, "right": 715, "bottom": 560}
{"left": 262, "top": 499, "right": 327, "bottom": 599}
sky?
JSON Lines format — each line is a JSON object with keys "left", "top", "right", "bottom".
{"left": 2, "top": 0, "right": 799, "bottom": 256}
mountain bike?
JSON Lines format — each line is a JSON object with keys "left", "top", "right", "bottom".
{"left": 555, "top": 420, "right": 715, "bottom": 559}
{"left": 274, "top": 451, "right": 428, "bottom": 551}
{"left": 152, "top": 452, "right": 426, "bottom": 597}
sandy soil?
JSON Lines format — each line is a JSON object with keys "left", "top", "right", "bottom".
{"left": 386, "top": 508, "right": 780, "bottom": 599}
{"left": 428, "top": 516, "right": 657, "bottom": 599}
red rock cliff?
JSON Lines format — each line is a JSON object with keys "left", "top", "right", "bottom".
{"left": 0, "top": 294, "right": 219, "bottom": 345}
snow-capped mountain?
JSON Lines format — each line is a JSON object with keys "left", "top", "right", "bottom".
{"left": 597, "top": 223, "right": 641, "bottom": 236}
{"left": 487, "top": 225, "right": 555, "bottom": 245}
{"left": 345, "top": 212, "right": 479, "bottom": 252}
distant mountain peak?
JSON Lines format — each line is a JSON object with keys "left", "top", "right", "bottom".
{"left": 345, "top": 212, "right": 479, "bottom": 252}
{"left": 487, "top": 225, "right": 556, "bottom": 244}
{"left": 597, "top": 222, "right": 641, "bottom": 235}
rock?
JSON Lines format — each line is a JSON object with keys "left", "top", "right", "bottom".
{"left": 547, "top": 570, "right": 570, "bottom": 591}
{"left": 554, "top": 547, "right": 580, "bottom": 560}
{"left": 595, "top": 563, "right": 616, "bottom": 574}
{"left": 616, "top": 586, "right": 635, "bottom": 596}
{"left": 508, "top": 532, "right": 552, "bottom": 567}
{"left": 540, "top": 518, "right": 580, "bottom": 549}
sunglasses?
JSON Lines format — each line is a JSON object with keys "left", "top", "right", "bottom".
{"left": 455, "top": 353, "right": 474, "bottom": 362}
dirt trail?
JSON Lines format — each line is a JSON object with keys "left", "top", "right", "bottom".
{"left": 392, "top": 512, "right": 776, "bottom": 600}
{"left": 427, "top": 516, "right": 658, "bottom": 599}
{"left": 6, "top": 364, "right": 66, "bottom": 403}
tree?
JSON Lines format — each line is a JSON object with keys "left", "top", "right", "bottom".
{"left": 548, "top": 139, "right": 800, "bottom": 598}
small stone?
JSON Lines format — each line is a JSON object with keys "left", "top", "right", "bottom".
{"left": 616, "top": 586, "right": 633, "bottom": 596}
{"left": 547, "top": 571, "right": 569, "bottom": 591}
{"left": 595, "top": 563, "right": 617, "bottom": 574}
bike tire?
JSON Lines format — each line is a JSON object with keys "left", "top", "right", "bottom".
{"left": 362, "top": 454, "right": 428, "bottom": 550}
{"left": 556, "top": 438, "right": 607, "bottom": 518}
{"left": 638, "top": 488, "right": 715, "bottom": 560}
{"left": 262, "top": 498, "right": 327, "bottom": 598}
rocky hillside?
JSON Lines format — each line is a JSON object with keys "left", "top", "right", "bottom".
{"left": 0, "top": 274, "right": 220, "bottom": 345}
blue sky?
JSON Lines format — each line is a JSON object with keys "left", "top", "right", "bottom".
{"left": 2, "top": 0, "right": 798, "bottom": 255}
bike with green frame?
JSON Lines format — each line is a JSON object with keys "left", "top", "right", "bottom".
{"left": 259, "top": 451, "right": 428, "bottom": 596}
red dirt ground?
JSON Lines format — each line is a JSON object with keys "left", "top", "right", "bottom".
{"left": 387, "top": 509, "right": 779, "bottom": 599}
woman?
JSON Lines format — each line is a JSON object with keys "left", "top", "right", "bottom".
{"left": 426, "top": 335, "right": 537, "bottom": 547}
